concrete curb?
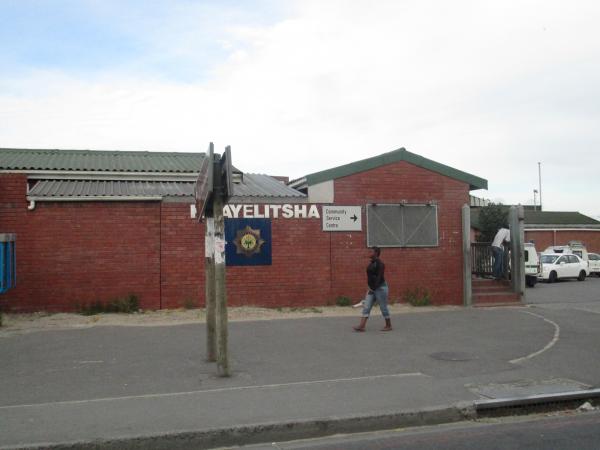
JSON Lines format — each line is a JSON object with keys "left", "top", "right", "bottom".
{"left": 9, "top": 389, "right": 600, "bottom": 450}
{"left": 9, "top": 404, "right": 476, "bottom": 450}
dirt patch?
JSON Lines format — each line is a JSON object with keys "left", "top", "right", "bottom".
{"left": 0, "top": 304, "right": 459, "bottom": 337}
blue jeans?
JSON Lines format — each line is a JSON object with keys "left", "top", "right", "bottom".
{"left": 492, "top": 246, "right": 504, "bottom": 279}
{"left": 362, "top": 283, "right": 390, "bottom": 319}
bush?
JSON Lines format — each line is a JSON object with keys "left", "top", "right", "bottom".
{"left": 335, "top": 296, "right": 352, "bottom": 307}
{"left": 80, "top": 294, "right": 140, "bottom": 315}
{"left": 403, "top": 287, "right": 431, "bottom": 307}
{"left": 0, "top": 311, "right": 3, "bottom": 327}
{"left": 183, "top": 299, "right": 196, "bottom": 309}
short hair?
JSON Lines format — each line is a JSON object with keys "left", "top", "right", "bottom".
{"left": 371, "top": 246, "right": 381, "bottom": 256}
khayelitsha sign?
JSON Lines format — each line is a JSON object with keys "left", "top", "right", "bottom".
{"left": 223, "top": 204, "right": 320, "bottom": 219}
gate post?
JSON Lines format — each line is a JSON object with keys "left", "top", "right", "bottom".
{"left": 509, "top": 206, "right": 525, "bottom": 299}
{"left": 462, "top": 204, "right": 472, "bottom": 307}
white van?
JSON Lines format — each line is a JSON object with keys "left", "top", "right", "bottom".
{"left": 544, "top": 241, "right": 589, "bottom": 262}
{"left": 588, "top": 253, "right": 600, "bottom": 276}
{"left": 525, "top": 243, "right": 541, "bottom": 287}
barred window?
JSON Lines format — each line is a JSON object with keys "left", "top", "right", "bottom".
{"left": 366, "top": 204, "right": 438, "bottom": 247}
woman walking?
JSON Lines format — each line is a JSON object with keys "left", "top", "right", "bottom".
{"left": 353, "top": 246, "right": 392, "bottom": 332}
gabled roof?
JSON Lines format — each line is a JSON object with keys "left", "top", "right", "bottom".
{"left": 301, "top": 148, "right": 487, "bottom": 191}
{"left": 0, "top": 148, "right": 205, "bottom": 173}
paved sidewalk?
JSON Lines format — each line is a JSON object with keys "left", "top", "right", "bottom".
{"left": 1, "top": 306, "right": 599, "bottom": 448}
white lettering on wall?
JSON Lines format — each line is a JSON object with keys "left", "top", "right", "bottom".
{"left": 221, "top": 204, "right": 321, "bottom": 219}
{"left": 282, "top": 204, "right": 294, "bottom": 218}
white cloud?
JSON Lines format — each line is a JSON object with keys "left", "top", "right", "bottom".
{"left": 1, "top": 0, "right": 599, "bottom": 217}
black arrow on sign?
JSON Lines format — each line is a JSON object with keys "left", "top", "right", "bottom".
{"left": 350, "top": 214, "right": 358, "bottom": 222}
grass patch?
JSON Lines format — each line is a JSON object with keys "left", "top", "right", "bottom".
{"left": 289, "top": 307, "right": 323, "bottom": 314}
{"left": 80, "top": 295, "right": 140, "bottom": 315}
{"left": 403, "top": 287, "right": 431, "bottom": 307}
{"left": 335, "top": 296, "right": 352, "bottom": 307}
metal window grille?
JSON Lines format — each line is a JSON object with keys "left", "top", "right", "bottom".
{"left": 366, "top": 204, "right": 438, "bottom": 247}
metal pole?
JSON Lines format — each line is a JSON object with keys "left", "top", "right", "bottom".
{"left": 462, "top": 204, "right": 472, "bottom": 307}
{"left": 213, "top": 183, "right": 230, "bottom": 377}
{"left": 205, "top": 217, "right": 216, "bottom": 362}
{"left": 538, "top": 162, "right": 542, "bottom": 211}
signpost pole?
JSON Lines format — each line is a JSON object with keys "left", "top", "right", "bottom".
{"left": 213, "top": 172, "right": 230, "bottom": 377}
{"left": 205, "top": 217, "right": 216, "bottom": 362}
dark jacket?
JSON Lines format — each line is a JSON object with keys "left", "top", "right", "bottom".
{"left": 367, "top": 258, "right": 385, "bottom": 290}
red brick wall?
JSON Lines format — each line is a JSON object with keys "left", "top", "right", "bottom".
{"left": 160, "top": 203, "right": 204, "bottom": 309}
{"left": 331, "top": 161, "right": 469, "bottom": 305}
{"left": 226, "top": 218, "right": 331, "bottom": 307}
{"left": 0, "top": 174, "right": 163, "bottom": 312}
{"left": 526, "top": 230, "right": 600, "bottom": 254}
{"left": 1, "top": 160, "right": 471, "bottom": 311}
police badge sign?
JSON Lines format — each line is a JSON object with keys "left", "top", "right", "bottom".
{"left": 225, "top": 219, "right": 272, "bottom": 266}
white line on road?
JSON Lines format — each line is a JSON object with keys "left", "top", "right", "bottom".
{"left": 0, "top": 372, "right": 428, "bottom": 410}
{"left": 510, "top": 311, "right": 560, "bottom": 364}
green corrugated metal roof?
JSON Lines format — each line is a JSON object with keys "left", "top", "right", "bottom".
{"left": 0, "top": 148, "right": 205, "bottom": 173}
{"left": 304, "top": 148, "right": 488, "bottom": 191}
{"left": 26, "top": 175, "right": 306, "bottom": 201}
{"left": 470, "top": 208, "right": 600, "bottom": 230}
{"left": 525, "top": 210, "right": 600, "bottom": 226}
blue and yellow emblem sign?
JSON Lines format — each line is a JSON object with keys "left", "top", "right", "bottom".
{"left": 225, "top": 218, "right": 272, "bottom": 266}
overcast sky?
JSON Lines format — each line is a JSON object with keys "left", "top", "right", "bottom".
{"left": 1, "top": 0, "right": 598, "bottom": 218}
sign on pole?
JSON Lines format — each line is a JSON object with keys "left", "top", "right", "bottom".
{"left": 195, "top": 143, "right": 214, "bottom": 222}
{"left": 322, "top": 206, "right": 362, "bottom": 231}
{"left": 220, "top": 145, "right": 233, "bottom": 201}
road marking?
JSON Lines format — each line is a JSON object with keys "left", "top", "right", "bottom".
{"left": 510, "top": 311, "right": 560, "bottom": 364}
{"left": 0, "top": 372, "right": 427, "bottom": 410}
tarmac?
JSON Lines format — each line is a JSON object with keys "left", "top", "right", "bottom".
{"left": 1, "top": 279, "right": 600, "bottom": 449}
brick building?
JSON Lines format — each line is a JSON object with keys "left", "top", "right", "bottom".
{"left": 0, "top": 147, "right": 487, "bottom": 312}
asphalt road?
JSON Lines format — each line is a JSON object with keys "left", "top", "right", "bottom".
{"left": 0, "top": 277, "right": 599, "bottom": 448}
{"left": 241, "top": 410, "right": 600, "bottom": 450}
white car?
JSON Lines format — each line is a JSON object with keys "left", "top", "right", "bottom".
{"left": 588, "top": 253, "right": 600, "bottom": 276}
{"left": 539, "top": 253, "right": 589, "bottom": 283}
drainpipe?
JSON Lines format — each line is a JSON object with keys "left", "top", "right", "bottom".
{"left": 27, "top": 200, "right": 36, "bottom": 211}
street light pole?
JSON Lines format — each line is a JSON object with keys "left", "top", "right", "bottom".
{"left": 538, "top": 162, "right": 542, "bottom": 211}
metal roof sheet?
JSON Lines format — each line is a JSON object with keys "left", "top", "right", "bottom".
{"left": 28, "top": 180, "right": 194, "bottom": 198}
{"left": 0, "top": 148, "right": 205, "bottom": 173}
{"left": 470, "top": 208, "right": 600, "bottom": 230}
{"left": 27, "top": 174, "right": 305, "bottom": 200}
{"left": 234, "top": 174, "right": 305, "bottom": 198}
{"left": 525, "top": 210, "right": 600, "bottom": 226}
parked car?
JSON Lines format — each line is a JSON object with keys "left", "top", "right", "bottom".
{"left": 524, "top": 243, "right": 541, "bottom": 287}
{"left": 538, "top": 253, "right": 589, "bottom": 282}
{"left": 588, "top": 253, "right": 600, "bottom": 277}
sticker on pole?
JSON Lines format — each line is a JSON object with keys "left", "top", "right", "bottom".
{"left": 322, "top": 206, "right": 362, "bottom": 231}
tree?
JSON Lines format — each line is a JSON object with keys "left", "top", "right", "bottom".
{"left": 476, "top": 203, "right": 508, "bottom": 242}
